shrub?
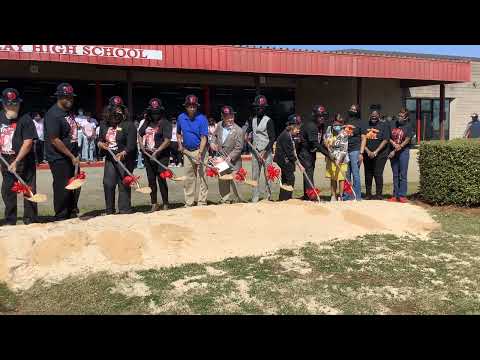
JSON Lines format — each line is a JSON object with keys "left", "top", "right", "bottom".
{"left": 418, "top": 139, "right": 480, "bottom": 206}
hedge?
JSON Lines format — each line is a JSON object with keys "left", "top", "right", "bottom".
{"left": 418, "top": 139, "right": 480, "bottom": 206}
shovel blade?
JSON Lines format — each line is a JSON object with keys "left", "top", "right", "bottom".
{"left": 280, "top": 184, "right": 294, "bottom": 192}
{"left": 65, "top": 179, "right": 85, "bottom": 190}
{"left": 244, "top": 180, "right": 258, "bottom": 187}
{"left": 26, "top": 193, "right": 48, "bottom": 203}
{"left": 171, "top": 176, "right": 186, "bottom": 182}
{"left": 135, "top": 187, "right": 152, "bottom": 194}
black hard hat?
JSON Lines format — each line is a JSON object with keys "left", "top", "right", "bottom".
{"left": 108, "top": 96, "right": 126, "bottom": 111}
{"left": 286, "top": 114, "right": 302, "bottom": 126}
{"left": 221, "top": 105, "right": 236, "bottom": 117}
{"left": 252, "top": 95, "right": 268, "bottom": 107}
{"left": 54, "top": 83, "right": 76, "bottom": 97}
{"left": 147, "top": 98, "right": 165, "bottom": 113}
{"left": 183, "top": 94, "right": 200, "bottom": 107}
{"left": 1, "top": 88, "right": 23, "bottom": 106}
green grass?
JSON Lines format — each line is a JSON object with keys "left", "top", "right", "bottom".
{"left": 1, "top": 196, "right": 479, "bottom": 315}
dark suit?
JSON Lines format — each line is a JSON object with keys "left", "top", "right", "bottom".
{"left": 274, "top": 129, "right": 298, "bottom": 201}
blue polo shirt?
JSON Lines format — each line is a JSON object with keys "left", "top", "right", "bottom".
{"left": 176, "top": 112, "right": 209, "bottom": 150}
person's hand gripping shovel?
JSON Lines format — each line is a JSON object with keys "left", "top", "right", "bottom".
{"left": 0, "top": 154, "right": 47, "bottom": 203}
{"left": 106, "top": 148, "right": 151, "bottom": 194}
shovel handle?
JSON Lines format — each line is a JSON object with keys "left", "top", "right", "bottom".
{"left": 106, "top": 148, "right": 139, "bottom": 188}
{"left": 296, "top": 161, "right": 321, "bottom": 202}
{"left": 0, "top": 154, "right": 34, "bottom": 197}
{"left": 142, "top": 150, "right": 170, "bottom": 172}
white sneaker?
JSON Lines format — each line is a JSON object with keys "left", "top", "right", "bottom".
{"left": 330, "top": 195, "right": 337, "bottom": 202}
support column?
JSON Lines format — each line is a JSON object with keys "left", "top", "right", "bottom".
{"left": 356, "top": 77, "right": 362, "bottom": 110}
{"left": 255, "top": 76, "right": 261, "bottom": 95}
{"left": 203, "top": 85, "right": 211, "bottom": 117}
{"left": 440, "top": 83, "right": 445, "bottom": 140}
{"left": 95, "top": 81, "right": 102, "bottom": 120}
{"left": 127, "top": 70, "right": 133, "bottom": 122}
{"left": 416, "top": 98, "right": 421, "bottom": 143}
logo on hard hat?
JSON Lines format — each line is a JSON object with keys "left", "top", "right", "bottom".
{"left": 189, "top": 96, "right": 197, "bottom": 103}
{"left": 151, "top": 100, "right": 159, "bottom": 109}
{"left": 258, "top": 97, "right": 266, "bottom": 105}
{"left": 64, "top": 85, "right": 74, "bottom": 95}
{"left": 113, "top": 96, "right": 122, "bottom": 105}
{"left": 6, "top": 92, "right": 16, "bottom": 101}
{"left": 223, "top": 107, "right": 230, "bottom": 114}
{"left": 318, "top": 106, "right": 325, "bottom": 113}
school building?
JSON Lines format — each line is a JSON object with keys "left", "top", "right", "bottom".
{"left": 0, "top": 45, "right": 474, "bottom": 140}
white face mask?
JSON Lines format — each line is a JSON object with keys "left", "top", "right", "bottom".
{"left": 78, "top": 110, "right": 84, "bottom": 116}
{"left": 5, "top": 110, "right": 18, "bottom": 120}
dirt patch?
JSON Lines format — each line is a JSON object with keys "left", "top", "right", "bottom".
{"left": 31, "top": 232, "right": 90, "bottom": 267}
{"left": 342, "top": 209, "right": 385, "bottom": 230}
{"left": 205, "top": 266, "right": 226, "bottom": 276}
{"left": 95, "top": 230, "right": 145, "bottom": 265}
{"left": 279, "top": 256, "right": 312, "bottom": 275}
{"left": 0, "top": 201, "right": 438, "bottom": 290}
{"left": 190, "top": 208, "right": 217, "bottom": 220}
{"left": 110, "top": 273, "right": 151, "bottom": 298}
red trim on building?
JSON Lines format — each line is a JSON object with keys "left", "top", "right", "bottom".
{"left": 0, "top": 45, "right": 471, "bottom": 82}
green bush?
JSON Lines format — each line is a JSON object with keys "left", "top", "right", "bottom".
{"left": 418, "top": 139, "right": 480, "bottom": 206}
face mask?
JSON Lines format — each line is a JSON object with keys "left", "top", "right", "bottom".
{"left": 151, "top": 113, "right": 162, "bottom": 122}
{"left": 472, "top": 116, "right": 478, "bottom": 121}
{"left": 256, "top": 108, "right": 264, "bottom": 117}
{"left": 370, "top": 117, "right": 379, "bottom": 123}
{"left": 398, "top": 117, "right": 407, "bottom": 123}
{"left": 112, "top": 113, "right": 124, "bottom": 124}
{"left": 333, "top": 125, "right": 342, "bottom": 132}
{"left": 78, "top": 111, "right": 84, "bottom": 116}
{"left": 348, "top": 110, "right": 359, "bottom": 118}
{"left": 5, "top": 110, "right": 18, "bottom": 120}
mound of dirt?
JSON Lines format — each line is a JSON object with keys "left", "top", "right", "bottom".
{"left": 0, "top": 200, "right": 440, "bottom": 290}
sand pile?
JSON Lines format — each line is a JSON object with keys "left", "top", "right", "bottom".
{"left": 0, "top": 200, "right": 439, "bottom": 290}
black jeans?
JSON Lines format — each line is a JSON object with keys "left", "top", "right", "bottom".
{"left": 49, "top": 158, "right": 76, "bottom": 221}
{"left": 364, "top": 153, "right": 388, "bottom": 196}
{"left": 144, "top": 155, "right": 169, "bottom": 205}
{"left": 103, "top": 157, "right": 134, "bottom": 214}
{"left": 170, "top": 142, "right": 183, "bottom": 166}
{"left": 298, "top": 151, "right": 316, "bottom": 200}
{"left": 1, "top": 155, "right": 38, "bottom": 225}
{"left": 278, "top": 162, "right": 295, "bottom": 201}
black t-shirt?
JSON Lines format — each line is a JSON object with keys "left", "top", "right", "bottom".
{"left": 389, "top": 121, "right": 413, "bottom": 150}
{"left": 44, "top": 103, "right": 78, "bottom": 162}
{"left": 345, "top": 117, "right": 367, "bottom": 152}
{"left": 365, "top": 120, "right": 389, "bottom": 154}
{"left": 0, "top": 111, "right": 37, "bottom": 161}
{"left": 138, "top": 119, "right": 172, "bottom": 158}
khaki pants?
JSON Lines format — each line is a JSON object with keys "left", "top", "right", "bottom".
{"left": 183, "top": 149, "right": 208, "bottom": 206}
{"left": 218, "top": 169, "right": 241, "bottom": 203}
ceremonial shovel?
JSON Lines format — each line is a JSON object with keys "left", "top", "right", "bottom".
{"left": 0, "top": 154, "right": 47, "bottom": 203}
{"left": 65, "top": 161, "right": 86, "bottom": 190}
{"left": 245, "top": 139, "right": 273, "bottom": 196}
{"left": 295, "top": 160, "right": 321, "bottom": 203}
{"left": 142, "top": 150, "right": 186, "bottom": 181}
{"left": 106, "top": 148, "right": 152, "bottom": 194}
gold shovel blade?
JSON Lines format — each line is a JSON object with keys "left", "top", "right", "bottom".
{"left": 171, "top": 176, "right": 187, "bottom": 181}
{"left": 280, "top": 184, "right": 294, "bottom": 192}
{"left": 219, "top": 174, "right": 234, "bottom": 181}
{"left": 65, "top": 179, "right": 85, "bottom": 190}
{"left": 135, "top": 187, "right": 152, "bottom": 194}
{"left": 26, "top": 193, "right": 48, "bottom": 203}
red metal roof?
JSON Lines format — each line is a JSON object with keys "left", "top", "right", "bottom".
{"left": 0, "top": 45, "right": 471, "bottom": 82}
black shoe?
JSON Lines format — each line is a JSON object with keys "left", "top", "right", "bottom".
{"left": 23, "top": 218, "right": 38, "bottom": 225}
{"left": 119, "top": 209, "right": 135, "bottom": 215}
{"left": 374, "top": 194, "right": 383, "bottom": 200}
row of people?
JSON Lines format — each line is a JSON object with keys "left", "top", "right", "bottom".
{"left": 0, "top": 83, "right": 412, "bottom": 225}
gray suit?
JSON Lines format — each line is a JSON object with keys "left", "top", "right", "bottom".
{"left": 213, "top": 122, "right": 244, "bottom": 203}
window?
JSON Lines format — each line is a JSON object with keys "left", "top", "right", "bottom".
{"left": 405, "top": 98, "right": 451, "bottom": 141}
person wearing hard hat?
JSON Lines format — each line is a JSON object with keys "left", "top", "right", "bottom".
{"left": 0, "top": 88, "right": 39, "bottom": 225}
{"left": 176, "top": 95, "right": 209, "bottom": 207}
{"left": 245, "top": 95, "right": 276, "bottom": 203}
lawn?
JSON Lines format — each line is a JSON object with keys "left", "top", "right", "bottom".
{"left": 1, "top": 202, "right": 479, "bottom": 315}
